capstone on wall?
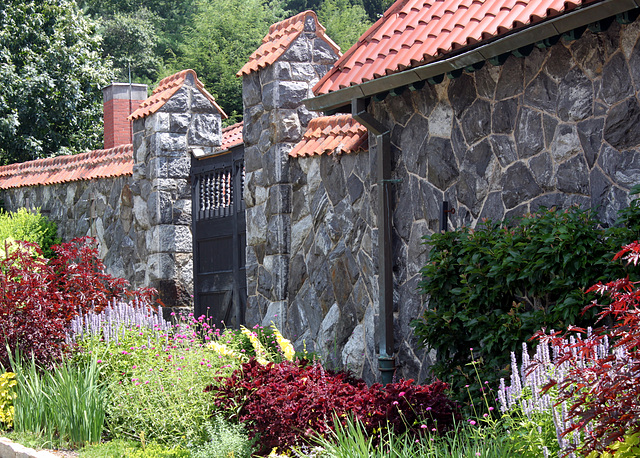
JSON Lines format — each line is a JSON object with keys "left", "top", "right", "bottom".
{"left": 247, "top": 16, "right": 640, "bottom": 384}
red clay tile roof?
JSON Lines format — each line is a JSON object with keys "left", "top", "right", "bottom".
{"left": 221, "top": 122, "right": 244, "bottom": 150}
{"left": 0, "top": 145, "right": 133, "bottom": 190}
{"left": 237, "top": 10, "right": 341, "bottom": 76}
{"left": 289, "top": 115, "right": 368, "bottom": 158}
{"left": 314, "top": 0, "right": 601, "bottom": 94}
{"left": 129, "top": 69, "right": 227, "bottom": 120}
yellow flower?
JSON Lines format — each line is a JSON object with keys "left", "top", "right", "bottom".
{"left": 207, "top": 341, "right": 244, "bottom": 360}
{"left": 271, "top": 324, "right": 295, "bottom": 361}
{"left": 241, "top": 326, "right": 268, "bottom": 358}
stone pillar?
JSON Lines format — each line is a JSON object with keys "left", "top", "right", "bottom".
{"left": 131, "top": 71, "right": 223, "bottom": 311}
{"left": 242, "top": 12, "right": 340, "bottom": 329}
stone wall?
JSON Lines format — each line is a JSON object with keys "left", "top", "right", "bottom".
{"left": 0, "top": 176, "right": 140, "bottom": 284}
{"left": 131, "top": 73, "right": 223, "bottom": 309}
{"left": 242, "top": 15, "right": 341, "bottom": 333}
{"left": 247, "top": 16, "right": 640, "bottom": 384}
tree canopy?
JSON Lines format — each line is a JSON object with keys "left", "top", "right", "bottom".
{"left": 0, "top": 0, "right": 114, "bottom": 165}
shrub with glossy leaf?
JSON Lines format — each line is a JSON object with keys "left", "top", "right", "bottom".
{"left": 0, "top": 237, "right": 156, "bottom": 369}
{"left": 207, "top": 359, "right": 460, "bottom": 455}
{"left": 412, "top": 201, "right": 640, "bottom": 404}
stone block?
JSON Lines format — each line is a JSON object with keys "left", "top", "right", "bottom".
{"left": 604, "top": 96, "right": 640, "bottom": 151}
{"left": 145, "top": 112, "right": 170, "bottom": 135}
{"left": 147, "top": 252, "right": 175, "bottom": 281}
{"left": 515, "top": 107, "right": 544, "bottom": 159}
{"left": 550, "top": 124, "right": 581, "bottom": 163}
{"left": 267, "top": 213, "right": 290, "bottom": 255}
{"left": 192, "top": 89, "right": 216, "bottom": 112}
{"left": 188, "top": 113, "right": 221, "bottom": 147}
{"left": 558, "top": 66, "right": 593, "bottom": 122}
{"left": 160, "top": 86, "right": 189, "bottom": 112}
{"left": 156, "top": 132, "right": 187, "bottom": 156}
{"left": 282, "top": 36, "right": 312, "bottom": 62}
{"left": 262, "top": 300, "right": 287, "bottom": 329}
{"left": 170, "top": 113, "right": 190, "bottom": 134}
{"left": 342, "top": 324, "right": 365, "bottom": 376}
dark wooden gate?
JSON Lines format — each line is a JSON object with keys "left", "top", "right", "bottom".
{"left": 191, "top": 147, "right": 246, "bottom": 327}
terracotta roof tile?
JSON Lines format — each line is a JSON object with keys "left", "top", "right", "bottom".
{"left": 0, "top": 145, "right": 133, "bottom": 190}
{"left": 221, "top": 121, "right": 244, "bottom": 150}
{"left": 129, "top": 69, "right": 227, "bottom": 120}
{"left": 289, "top": 115, "right": 368, "bottom": 158}
{"left": 237, "top": 10, "right": 341, "bottom": 76}
{"left": 314, "top": 0, "right": 600, "bottom": 94}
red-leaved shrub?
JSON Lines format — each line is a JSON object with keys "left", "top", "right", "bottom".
{"left": 534, "top": 241, "right": 640, "bottom": 455}
{"left": 0, "top": 237, "right": 156, "bottom": 369}
{"left": 206, "top": 359, "right": 460, "bottom": 454}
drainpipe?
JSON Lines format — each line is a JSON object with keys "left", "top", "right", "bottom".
{"left": 352, "top": 98, "right": 395, "bottom": 385}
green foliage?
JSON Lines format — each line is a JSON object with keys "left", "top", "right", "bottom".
{"left": 0, "top": 371, "right": 16, "bottom": 429}
{"left": 129, "top": 442, "right": 191, "bottom": 458}
{"left": 317, "top": 0, "right": 371, "bottom": 52}
{"left": 98, "top": 9, "right": 162, "bottom": 84}
{"left": 10, "top": 353, "right": 108, "bottom": 448}
{"left": 0, "top": 208, "right": 59, "bottom": 257}
{"left": 586, "top": 432, "right": 640, "bottom": 458}
{"left": 169, "top": 0, "right": 286, "bottom": 123}
{"left": 412, "top": 202, "right": 640, "bottom": 404}
{"left": 78, "top": 438, "right": 142, "bottom": 457}
{"left": 189, "top": 416, "right": 255, "bottom": 458}
{"left": 0, "top": 0, "right": 114, "bottom": 164}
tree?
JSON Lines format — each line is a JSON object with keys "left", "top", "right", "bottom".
{"left": 0, "top": 0, "right": 114, "bottom": 165}
{"left": 317, "top": 0, "right": 371, "bottom": 52}
{"left": 169, "top": 0, "right": 286, "bottom": 123}
{"left": 98, "top": 8, "right": 162, "bottom": 84}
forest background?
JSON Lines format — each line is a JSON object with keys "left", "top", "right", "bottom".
{"left": 0, "top": 0, "right": 392, "bottom": 165}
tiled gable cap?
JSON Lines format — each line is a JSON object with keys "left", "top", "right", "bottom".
{"left": 289, "top": 114, "right": 367, "bottom": 158}
{"left": 237, "top": 10, "right": 341, "bottom": 76}
{"left": 129, "top": 69, "right": 227, "bottom": 120}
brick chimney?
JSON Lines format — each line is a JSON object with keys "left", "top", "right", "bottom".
{"left": 102, "top": 83, "right": 148, "bottom": 149}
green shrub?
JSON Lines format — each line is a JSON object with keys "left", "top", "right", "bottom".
{"left": 129, "top": 442, "right": 190, "bottom": 458}
{"left": 189, "top": 416, "right": 255, "bottom": 458}
{"left": 412, "top": 192, "right": 640, "bottom": 404}
{"left": 0, "top": 208, "right": 59, "bottom": 257}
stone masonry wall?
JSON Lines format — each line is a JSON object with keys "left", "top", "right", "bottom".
{"left": 131, "top": 74, "right": 223, "bottom": 309}
{"left": 365, "top": 17, "right": 640, "bottom": 382}
{"left": 0, "top": 176, "right": 140, "bottom": 284}
{"left": 247, "top": 15, "right": 640, "bottom": 385}
{"left": 242, "top": 15, "right": 341, "bottom": 333}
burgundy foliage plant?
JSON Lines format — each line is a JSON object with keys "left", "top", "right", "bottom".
{"left": 533, "top": 241, "right": 640, "bottom": 455}
{"left": 0, "top": 237, "right": 156, "bottom": 369}
{"left": 206, "top": 359, "right": 460, "bottom": 454}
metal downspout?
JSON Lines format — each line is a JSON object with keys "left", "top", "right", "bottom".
{"left": 352, "top": 98, "right": 395, "bottom": 385}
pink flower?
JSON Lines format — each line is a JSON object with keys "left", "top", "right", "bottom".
{"left": 392, "top": 401, "right": 399, "bottom": 405}
{"left": 469, "top": 420, "right": 476, "bottom": 426}
{"left": 399, "top": 391, "right": 406, "bottom": 397}
{"left": 420, "top": 424, "right": 427, "bottom": 429}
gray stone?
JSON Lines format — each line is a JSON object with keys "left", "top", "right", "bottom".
{"left": 272, "top": 109, "right": 302, "bottom": 142}
{"left": 502, "top": 162, "right": 543, "bottom": 208}
{"left": 313, "top": 38, "right": 340, "bottom": 65}
{"left": 267, "top": 184, "right": 291, "bottom": 215}
{"left": 461, "top": 99, "right": 491, "bottom": 144}
{"left": 558, "top": 66, "right": 593, "bottom": 121}
{"left": 386, "top": 91, "right": 415, "bottom": 126}
{"left": 191, "top": 89, "right": 217, "bottom": 112}
{"left": 571, "top": 31, "right": 606, "bottom": 80}
{"left": 629, "top": 35, "right": 640, "bottom": 88}
{"left": 320, "top": 156, "right": 347, "bottom": 205}
{"left": 347, "top": 173, "right": 364, "bottom": 204}
{"left": 524, "top": 71, "right": 558, "bottom": 113}
{"left": 462, "top": 138, "right": 493, "bottom": 176}
{"left": 451, "top": 121, "right": 467, "bottom": 164}
{"left": 490, "top": 134, "right": 518, "bottom": 167}
{"left": 601, "top": 52, "right": 633, "bottom": 105}
{"left": 545, "top": 44, "right": 573, "bottom": 81}
{"left": 342, "top": 324, "right": 365, "bottom": 376}
{"left": 400, "top": 114, "right": 429, "bottom": 176}
{"left": 428, "top": 103, "right": 453, "bottom": 138}
{"left": 492, "top": 97, "right": 519, "bottom": 134}
{"left": 279, "top": 81, "right": 310, "bottom": 110}
{"left": 550, "top": 123, "right": 582, "bottom": 164}
{"left": 478, "top": 191, "right": 505, "bottom": 222}
{"left": 475, "top": 63, "right": 500, "bottom": 99}
{"left": 160, "top": 86, "right": 188, "bottom": 112}
{"left": 427, "top": 132, "right": 460, "bottom": 187}
{"left": 156, "top": 133, "right": 187, "bottom": 156}
{"left": 267, "top": 214, "right": 290, "bottom": 255}
{"left": 524, "top": 46, "right": 546, "bottom": 85}
{"left": 413, "top": 83, "right": 438, "bottom": 117}
{"left": 590, "top": 167, "right": 629, "bottom": 226}
{"left": 495, "top": 55, "right": 524, "bottom": 100}
{"left": 529, "top": 152, "right": 553, "bottom": 189}
{"left": 577, "top": 118, "right": 604, "bottom": 168}
{"left": 291, "top": 214, "right": 312, "bottom": 255}
{"left": 604, "top": 97, "right": 640, "bottom": 151}
{"left": 262, "top": 301, "right": 287, "bottom": 330}
{"left": 448, "top": 73, "right": 477, "bottom": 118}
{"left": 188, "top": 114, "right": 222, "bottom": 147}
{"left": 282, "top": 36, "right": 312, "bottom": 62}
{"left": 599, "top": 144, "right": 640, "bottom": 188}
{"left": 556, "top": 154, "right": 590, "bottom": 194}
{"left": 543, "top": 114, "right": 558, "bottom": 150}
{"left": 515, "top": 107, "right": 544, "bottom": 159}
{"left": 170, "top": 113, "right": 190, "bottom": 134}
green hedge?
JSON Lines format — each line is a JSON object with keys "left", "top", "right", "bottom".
{"left": 412, "top": 188, "right": 640, "bottom": 404}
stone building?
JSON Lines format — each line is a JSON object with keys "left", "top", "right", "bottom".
{"left": 2, "top": 1, "right": 640, "bottom": 384}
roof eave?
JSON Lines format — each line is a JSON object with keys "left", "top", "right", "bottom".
{"left": 304, "top": 0, "right": 639, "bottom": 113}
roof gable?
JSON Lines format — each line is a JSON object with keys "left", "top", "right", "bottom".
{"left": 237, "top": 10, "right": 340, "bottom": 76}
{"left": 314, "top": 0, "right": 602, "bottom": 95}
{"left": 129, "top": 69, "right": 227, "bottom": 120}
